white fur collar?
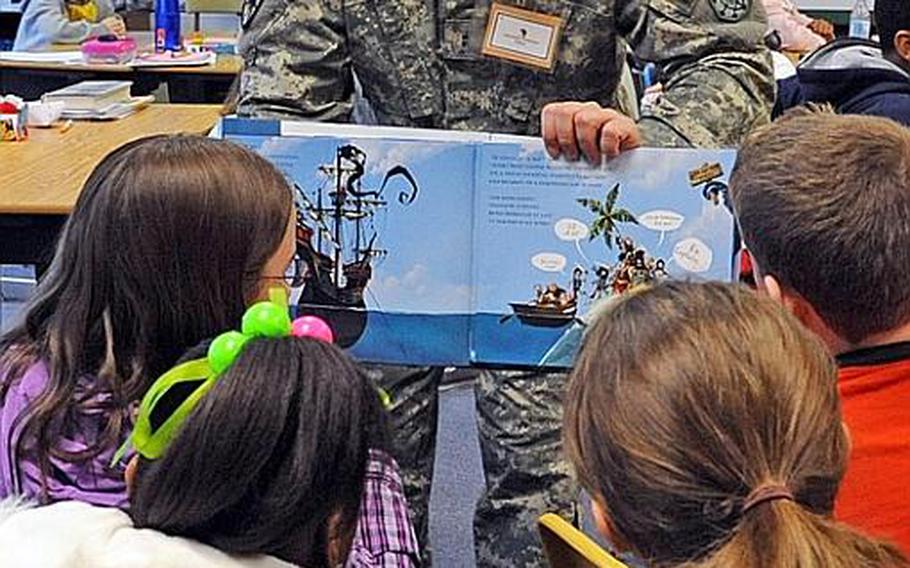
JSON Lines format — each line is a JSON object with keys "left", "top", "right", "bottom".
{"left": 0, "top": 499, "right": 294, "bottom": 568}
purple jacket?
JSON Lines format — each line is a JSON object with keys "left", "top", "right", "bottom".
{"left": 0, "top": 361, "right": 128, "bottom": 507}
{"left": 0, "top": 361, "right": 420, "bottom": 566}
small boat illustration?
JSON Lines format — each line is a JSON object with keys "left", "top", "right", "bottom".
{"left": 509, "top": 282, "right": 578, "bottom": 327}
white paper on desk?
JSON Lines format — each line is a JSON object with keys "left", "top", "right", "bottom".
{"left": 130, "top": 51, "right": 216, "bottom": 67}
{"left": 0, "top": 51, "right": 83, "bottom": 64}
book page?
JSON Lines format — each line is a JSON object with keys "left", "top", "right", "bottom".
{"left": 470, "top": 140, "right": 737, "bottom": 368}
{"left": 223, "top": 119, "right": 477, "bottom": 365}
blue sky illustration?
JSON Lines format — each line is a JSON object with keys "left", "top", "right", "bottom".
{"left": 236, "top": 134, "right": 476, "bottom": 314}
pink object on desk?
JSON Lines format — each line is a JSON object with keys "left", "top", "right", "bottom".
{"left": 81, "top": 36, "right": 138, "bottom": 65}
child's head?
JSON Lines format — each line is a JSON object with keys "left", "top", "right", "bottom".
{"left": 729, "top": 108, "right": 910, "bottom": 352}
{"left": 128, "top": 336, "right": 384, "bottom": 567}
{"left": 876, "top": 0, "right": 910, "bottom": 67}
{"left": 1, "top": 135, "right": 294, "bottom": 478}
{"left": 565, "top": 282, "right": 906, "bottom": 567}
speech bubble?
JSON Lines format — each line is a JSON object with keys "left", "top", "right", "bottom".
{"left": 554, "top": 218, "right": 589, "bottom": 242}
{"left": 531, "top": 252, "right": 567, "bottom": 273}
{"left": 640, "top": 210, "right": 684, "bottom": 246}
{"left": 639, "top": 210, "right": 685, "bottom": 232}
{"left": 673, "top": 238, "right": 713, "bottom": 273}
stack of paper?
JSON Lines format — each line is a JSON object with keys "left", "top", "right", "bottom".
{"left": 0, "top": 51, "right": 84, "bottom": 64}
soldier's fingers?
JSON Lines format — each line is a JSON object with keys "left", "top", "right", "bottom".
{"left": 573, "top": 108, "right": 607, "bottom": 166}
{"left": 600, "top": 125, "right": 621, "bottom": 159}
{"left": 619, "top": 117, "right": 643, "bottom": 152}
{"left": 553, "top": 107, "right": 581, "bottom": 162}
{"left": 541, "top": 104, "right": 563, "bottom": 159}
{"left": 599, "top": 112, "right": 642, "bottom": 159}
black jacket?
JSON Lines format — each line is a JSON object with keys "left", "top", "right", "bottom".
{"left": 794, "top": 38, "right": 910, "bottom": 125}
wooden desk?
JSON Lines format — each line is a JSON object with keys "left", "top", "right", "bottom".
{"left": 0, "top": 33, "right": 240, "bottom": 102}
{"left": 0, "top": 53, "right": 241, "bottom": 76}
{"left": 2, "top": 104, "right": 221, "bottom": 214}
{"left": 0, "top": 104, "right": 221, "bottom": 265}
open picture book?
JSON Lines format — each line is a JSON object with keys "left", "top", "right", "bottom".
{"left": 220, "top": 119, "right": 737, "bottom": 368}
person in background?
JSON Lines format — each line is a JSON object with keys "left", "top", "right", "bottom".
{"left": 782, "top": 0, "right": 910, "bottom": 124}
{"left": 237, "top": 1, "right": 773, "bottom": 563}
{"left": 763, "top": 0, "right": 833, "bottom": 53}
{"left": 565, "top": 281, "right": 908, "bottom": 568}
{"left": 0, "top": 332, "right": 417, "bottom": 567}
{"left": 0, "top": 135, "right": 418, "bottom": 565}
{"left": 729, "top": 108, "right": 910, "bottom": 551}
{"left": 13, "top": 0, "right": 125, "bottom": 51}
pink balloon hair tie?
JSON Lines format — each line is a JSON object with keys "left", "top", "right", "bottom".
{"left": 291, "top": 316, "right": 335, "bottom": 343}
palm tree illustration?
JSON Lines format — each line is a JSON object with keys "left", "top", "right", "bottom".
{"left": 578, "top": 183, "right": 638, "bottom": 249}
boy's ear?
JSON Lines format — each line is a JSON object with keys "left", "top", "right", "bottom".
{"left": 759, "top": 274, "right": 783, "bottom": 302}
{"left": 894, "top": 30, "right": 910, "bottom": 64}
{"left": 125, "top": 455, "right": 139, "bottom": 495}
{"left": 842, "top": 421, "right": 852, "bottom": 455}
{"left": 760, "top": 274, "right": 845, "bottom": 354}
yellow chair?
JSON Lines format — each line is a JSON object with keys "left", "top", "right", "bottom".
{"left": 538, "top": 513, "right": 629, "bottom": 568}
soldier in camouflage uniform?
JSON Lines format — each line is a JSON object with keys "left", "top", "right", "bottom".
{"left": 237, "top": 1, "right": 773, "bottom": 566}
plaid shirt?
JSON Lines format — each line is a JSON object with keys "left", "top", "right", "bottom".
{"left": 347, "top": 450, "right": 421, "bottom": 567}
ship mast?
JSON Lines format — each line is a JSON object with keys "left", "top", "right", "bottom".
{"left": 333, "top": 147, "right": 343, "bottom": 287}
{"left": 354, "top": 170, "right": 363, "bottom": 262}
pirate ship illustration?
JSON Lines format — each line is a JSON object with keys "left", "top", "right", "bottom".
{"left": 688, "top": 162, "right": 729, "bottom": 206}
{"left": 508, "top": 183, "right": 668, "bottom": 327}
{"left": 294, "top": 144, "right": 419, "bottom": 346}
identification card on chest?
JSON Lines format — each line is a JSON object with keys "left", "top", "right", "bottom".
{"left": 481, "top": 3, "right": 564, "bottom": 72}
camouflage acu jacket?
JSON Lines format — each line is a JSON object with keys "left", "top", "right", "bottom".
{"left": 238, "top": 0, "right": 774, "bottom": 146}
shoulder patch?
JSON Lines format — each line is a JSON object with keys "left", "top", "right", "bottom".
{"left": 709, "top": 0, "right": 751, "bottom": 22}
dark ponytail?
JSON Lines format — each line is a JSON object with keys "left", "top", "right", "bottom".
{"left": 130, "top": 337, "right": 387, "bottom": 567}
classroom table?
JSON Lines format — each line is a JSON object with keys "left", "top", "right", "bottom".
{"left": 0, "top": 32, "right": 240, "bottom": 102}
{"left": 0, "top": 104, "right": 222, "bottom": 267}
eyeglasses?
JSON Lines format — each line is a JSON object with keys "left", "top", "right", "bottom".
{"left": 261, "top": 256, "right": 306, "bottom": 289}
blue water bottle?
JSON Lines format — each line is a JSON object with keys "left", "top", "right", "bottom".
{"left": 849, "top": 0, "right": 872, "bottom": 39}
{"left": 155, "top": 0, "right": 181, "bottom": 52}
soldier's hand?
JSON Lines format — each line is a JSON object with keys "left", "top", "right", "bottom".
{"left": 541, "top": 102, "right": 642, "bottom": 165}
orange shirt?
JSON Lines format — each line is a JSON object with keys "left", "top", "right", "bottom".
{"left": 836, "top": 342, "right": 910, "bottom": 552}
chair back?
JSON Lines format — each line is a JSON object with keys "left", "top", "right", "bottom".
{"left": 538, "top": 513, "right": 628, "bottom": 568}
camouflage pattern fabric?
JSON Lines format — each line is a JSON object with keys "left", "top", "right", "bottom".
{"left": 239, "top": 0, "right": 773, "bottom": 146}
{"left": 239, "top": 0, "right": 623, "bottom": 131}
{"left": 616, "top": 0, "right": 775, "bottom": 146}
{"left": 639, "top": 53, "right": 775, "bottom": 147}
{"left": 365, "top": 364, "right": 574, "bottom": 567}
{"left": 474, "top": 369, "right": 574, "bottom": 568}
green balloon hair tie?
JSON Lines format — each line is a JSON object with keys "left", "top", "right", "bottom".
{"left": 112, "top": 292, "right": 333, "bottom": 464}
